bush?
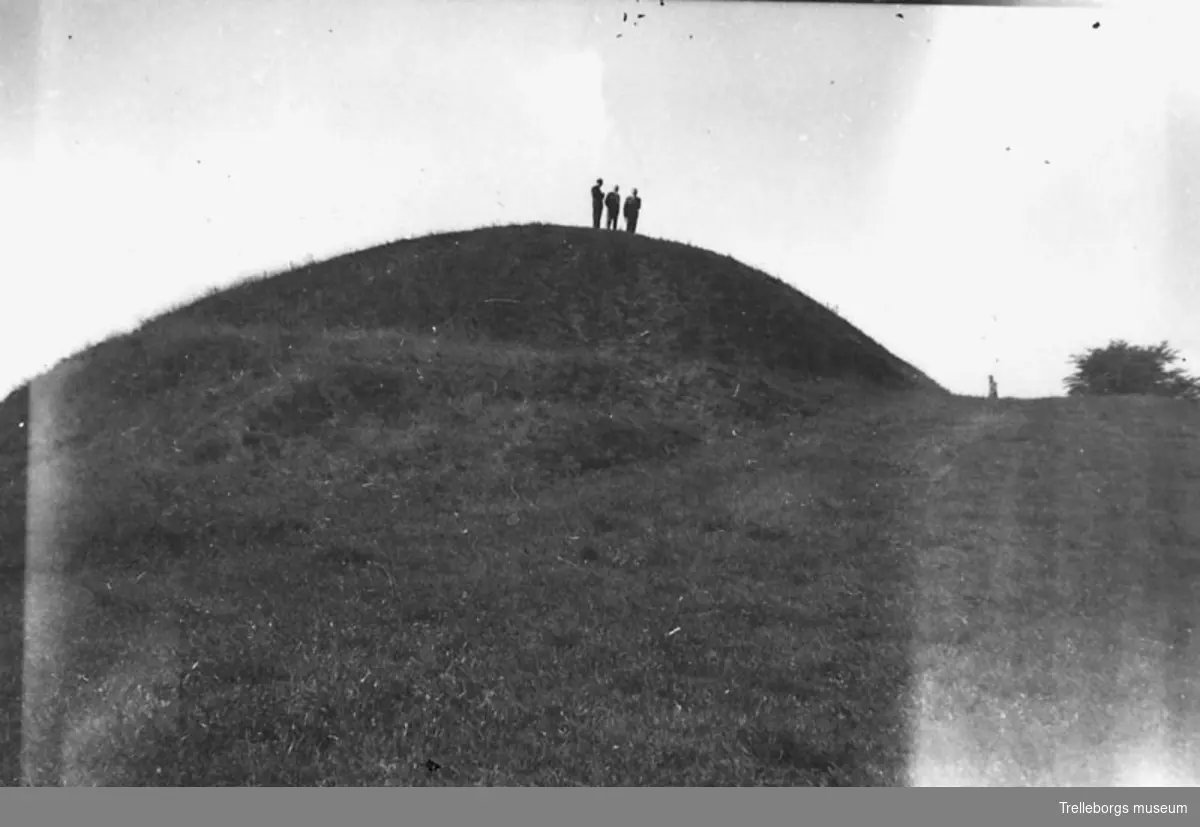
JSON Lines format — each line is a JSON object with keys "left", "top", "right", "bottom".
{"left": 1064, "top": 340, "right": 1199, "bottom": 400}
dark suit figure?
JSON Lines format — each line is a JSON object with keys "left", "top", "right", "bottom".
{"left": 590, "top": 179, "right": 604, "bottom": 229}
{"left": 624, "top": 188, "right": 642, "bottom": 234}
{"left": 605, "top": 186, "right": 621, "bottom": 230}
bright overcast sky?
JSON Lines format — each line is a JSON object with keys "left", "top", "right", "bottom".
{"left": 2, "top": 0, "right": 1199, "bottom": 400}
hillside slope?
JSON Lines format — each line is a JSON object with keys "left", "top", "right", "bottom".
{"left": 0, "top": 222, "right": 941, "bottom": 559}
{"left": 0, "top": 223, "right": 957, "bottom": 786}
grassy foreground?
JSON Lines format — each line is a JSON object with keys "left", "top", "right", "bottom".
{"left": 1, "top": 225, "right": 1197, "bottom": 785}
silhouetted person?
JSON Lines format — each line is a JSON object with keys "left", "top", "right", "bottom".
{"left": 624, "top": 188, "right": 642, "bottom": 233}
{"left": 605, "top": 185, "right": 621, "bottom": 230}
{"left": 988, "top": 374, "right": 998, "bottom": 400}
{"left": 590, "top": 178, "right": 605, "bottom": 229}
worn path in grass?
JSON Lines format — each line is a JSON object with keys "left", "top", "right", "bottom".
{"left": 906, "top": 394, "right": 1200, "bottom": 786}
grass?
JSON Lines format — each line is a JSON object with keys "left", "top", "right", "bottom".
{"left": 1, "top": 223, "right": 1197, "bottom": 786}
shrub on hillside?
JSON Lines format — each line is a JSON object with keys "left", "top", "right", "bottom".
{"left": 1064, "top": 339, "right": 1199, "bottom": 400}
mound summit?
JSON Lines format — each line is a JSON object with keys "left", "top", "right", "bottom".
{"left": 165, "top": 223, "right": 936, "bottom": 387}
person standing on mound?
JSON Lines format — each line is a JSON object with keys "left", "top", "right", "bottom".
{"left": 624, "top": 188, "right": 642, "bottom": 234}
{"left": 605, "top": 185, "right": 621, "bottom": 230}
{"left": 590, "top": 179, "right": 605, "bottom": 229}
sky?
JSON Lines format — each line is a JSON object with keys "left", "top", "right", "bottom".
{"left": 3, "top": 0, "right": 1199, "bottom": 400}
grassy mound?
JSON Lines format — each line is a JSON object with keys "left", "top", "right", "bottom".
{"left": 3, "top": 224, "right": 1110, "bottom": 786}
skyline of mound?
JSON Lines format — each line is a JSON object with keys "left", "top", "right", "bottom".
{"left": 1, "top": 223, "right": 943, "bottom": 421}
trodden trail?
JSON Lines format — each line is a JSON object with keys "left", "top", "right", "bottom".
{"left": 901, "top": 394, "right": 1200, "bottom": 786}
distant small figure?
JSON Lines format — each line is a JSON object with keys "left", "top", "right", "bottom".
{"left": 624, "top": 188, "right": 642, "bottom": 233}
{"left": 605, "top": 185, "right": 621, "bottom": 230}
{"left": 590, "top": 178, "right": 605, "bottom": 229}
{"left": 988, "top": 374, "right": 998, "bottom": 400}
